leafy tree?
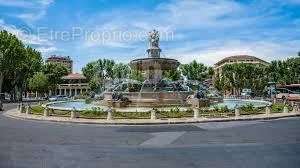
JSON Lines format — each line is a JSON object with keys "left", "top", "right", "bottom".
{"left": 113, "top": 63, "right": 130, "bottom": 80}
{"left": 43, "top": 62, "right": 69, "bottom": 90}
{"left": 180, "top": 60, "right": 211, "bottom": 82}
{"left": 129, "top": 69, "right": 144, "bottom": 82}
{"left": 163, "top": 69, "right": 181, "bottom": 81}
{"left": 28, "top": 72, "right": 49, "bottom": 95}
{"left": 89, "top": 76, "right": 102, "bottom": 92}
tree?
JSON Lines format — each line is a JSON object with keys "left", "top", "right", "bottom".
{"left": 89, "top": 76, "right": 102, "bottom": 92}
{"left": 113, "top": 63, "right": 130, "bottom": 80}
{"left": 180, "top": 60, "right": 210, "bottom": 82}
{"left": 43, "top": 62, "right": 69, "bottom": 90}
{"left": 0, "top": 30, "right": 26, "bottom": 96}
{"left": 129, "top": 69, "right": 144, "bottom": 82}
{"left": 163, "top": 69, "right": 181, "bottom": 81}
{"left": 28, "top": 72, "right": 49, "bottom": 95}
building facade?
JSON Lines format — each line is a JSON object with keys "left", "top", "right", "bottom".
{"left": 214, "top": 55, "right": 269, "bottom": 77}
{"left": 55, "top": 73, "right": 90, "bottom": 96}
{"left": 46, "top": 55, "right": 73, "bottom": 73}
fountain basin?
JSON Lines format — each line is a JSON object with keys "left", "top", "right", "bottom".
{"left": 130, "top": 58, "right": 180, "bottom": 71}
{"left": 46, "top": 99, "right": 271, "bottom": 112}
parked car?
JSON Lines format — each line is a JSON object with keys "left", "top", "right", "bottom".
{"left": 241, "top": 89, "right": 252, "bottom": 97}
{"left": 48, "top": 95, "right": 69, "bottom": 101}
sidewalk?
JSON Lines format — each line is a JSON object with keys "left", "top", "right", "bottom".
{"left": 4, "top": 108, "right": 300, "bottom": 125}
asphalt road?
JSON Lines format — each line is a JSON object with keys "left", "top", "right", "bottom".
{"left": 0, "top": 103, "right": 300, "bottom": 168}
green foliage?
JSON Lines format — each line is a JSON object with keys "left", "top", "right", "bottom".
{"left": 30, "top": 105, "right": 44, "bottom": 115}
{"left": 212, "top": 105, "right": 230, "bottom": 113}
{"left": 163, "top": 69, "right": 181, "bottom": 81}
{"left": 28, "top": 72, "right": 49, "bottom": 93}
{"left": 180, "top": 60, "right": 211, "bottom": 82}
{"left": 240, "top": 104, "right": 255, "bottom": 112}
{"left": 216, "top": 63, "right": 268, "bottom": 96}
{"left": 113, "top": 63, "right": 130, "bottom": 79}
{"left": 89, "top": 76, "right": 102, "bottom": 92}
{"left": 271, "top": 103, "right": 290, "bottom": 113}
{"left": 0, "top": 30, "right": 43, "bottom": 101}
{"left": 129, "top": 69, "right": 144, "bottom": 82}
{"left": 113, "top": 112, "right": 150, "bottom": 119}
{"left": 80, "top": 108, "right": 106, "bottom": 119}
{"left": 267, "top": 58, "right": 300, "bottom": 85}
{"left": 43, "top": 62, "right": 69, "bottom": 89}
{"left": 85, "top": 98, "right": 93, "bottom": 104}
{"left": 157, "top": 107, "right": 193, "bottom": 118}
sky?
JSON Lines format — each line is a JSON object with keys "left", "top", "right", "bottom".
{"left": 0, "top": 0, "right": 299, "bottom": 72}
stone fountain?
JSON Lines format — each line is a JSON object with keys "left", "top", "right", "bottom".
{"left": 102, "top": 30, "right": 193, "bottom": 108}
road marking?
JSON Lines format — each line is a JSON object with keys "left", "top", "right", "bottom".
{"left": 140, "top": 132, "right": 185, "bottom": 146}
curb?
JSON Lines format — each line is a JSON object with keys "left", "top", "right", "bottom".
{"left": 3, "top": 108, "right": 300, "bottom": 126}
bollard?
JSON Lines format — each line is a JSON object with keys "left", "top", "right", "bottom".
{"left": 71, "top": 108, "right": 79, "bottom": 119}
{"left": 25, "top": 105, "right": 30, "bottom": 115}
{"left": 19, "top": 103, "right": 24, "bottom": 113}
{"left": 292, "top": 105, "right": 298, "bottom": 113}
{"left": 193, "top": 109, "right": 199, "bottom": 119}
{"left": 43, "top": 107, "right": 49, "bottom": 117}
{"left": 107, "top": 108, "right": 113, "bottom": 120}
{"left": 18, "top": 103, "right": 21, "bottom": 111}
{"left": 235, "top": 108, "right": 240, "bottom": 117}
{"left": 151, "top": 109, "right": 156, "bottom": 120}
{"left": 265, "top": 106, "right": 271, "bottom": 115}
{"left": 283, "top": 106, "right": 289, "bottom": 113}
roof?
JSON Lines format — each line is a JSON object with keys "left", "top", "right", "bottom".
{"left": 62, "top": 73, "right": 86, "bottom": 80}
{"left": 214, "top": 55, "right": 269, "bottom": 66}
{"left": 47, "top": 55, "right": 72, "bottom": 61}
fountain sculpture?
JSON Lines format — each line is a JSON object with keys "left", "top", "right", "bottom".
{"left": 102, "top": 30, "right": 193, "bottom": 107}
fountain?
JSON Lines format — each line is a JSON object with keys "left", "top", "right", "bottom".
{"left": 102, "top": 30, "right": 193, "bottom": 108}
{"left": 46, "top": 30, "right": 272, "bottom": 113}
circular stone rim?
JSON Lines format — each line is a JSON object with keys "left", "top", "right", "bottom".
{"left": 129, "top": 58, "right": 180, "bottom": 70}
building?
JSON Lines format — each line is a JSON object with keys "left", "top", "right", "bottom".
{"left": 214, "top": 55, "right": 269, "bottom": 76}
{"left": 55, "top": 73, "right": 90, "bottom": 96}
{"left": 46, "top": 55, "right": 73, "bottom": 73}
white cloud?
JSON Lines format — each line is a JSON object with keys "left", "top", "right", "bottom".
{"left": 0, "top": 19, "right": 56, "bottom": 54}
{"left": 169, "top": 40, "right": 300, "bottom": 66}
{"left": 0, "top": 0, "right": 54, "bottom": 22}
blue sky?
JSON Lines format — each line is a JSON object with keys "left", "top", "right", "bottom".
{"left": 0, "top": 0, "right": 299, "bottom": 72}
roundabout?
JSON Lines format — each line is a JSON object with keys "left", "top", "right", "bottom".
{"left": 1, "top": 103, "right": 300, "bottom": 168}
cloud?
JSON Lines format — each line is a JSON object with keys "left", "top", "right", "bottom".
{"left": 0, "top": 19, "right": 56, "bottom": 54}
{"left": 0, "top": 0, "right": 54, "bottom": 22}
{"left": 0, "top": 0, "right": 53, "bottom": 8}
{"left": 169, "top": 40, "right": 300, "bottom": 66}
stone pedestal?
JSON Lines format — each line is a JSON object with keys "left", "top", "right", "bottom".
{"left": 71, "top": 109, "right": 79, "bottom": 119}
{"left": 265, "top": 106, "right": 271, "bottom": 115}
{"left": 193, "top": 109, "right": 199, "bottom": 119}
{"left": 235, "top": 108, "right": 240, "bottom": 117}
{"left": 107, "top": 109, "right": 113, "bottom": 120}
{"left": 292, "top": 105, "right": 298, "bottom": 113}
{"left": 43, "top": 107, "right": 49, "bottom": 117}
{"left": 25, "top": 105, "right": 30, "bottom": 115}
{"left": 20, "top": 104, "right": 24, "bottom": 113}
{"left": 283, "top": 106, "right": 289, "bottom": 113}
{"left": 150, "top": 110, "right": 156, "bottom": 120}
{"left": 191, "top": 98, "right": 209, "bottom": 109}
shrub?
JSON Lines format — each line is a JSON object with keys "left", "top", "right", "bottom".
{"left": 240, "top": 103, "right": 255, "bottom": 112}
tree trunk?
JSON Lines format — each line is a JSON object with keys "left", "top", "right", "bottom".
{"left": 0, "top": 73, "right": 4, "bottom": 93}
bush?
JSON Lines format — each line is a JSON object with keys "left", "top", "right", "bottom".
{"left": 85, "top": 98, "right": 93, "bottom": 104}
{"left": 240, "top": 103, "right": 255, "bottom": 112}
{"left": 113, "top": 112, "right": 150, "bottom": 119}
{"left": 271, "top": 103, "right": 291, "bottom": 113}
{"left": 30, "top": 105, "right": 44, "bottom": 115}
